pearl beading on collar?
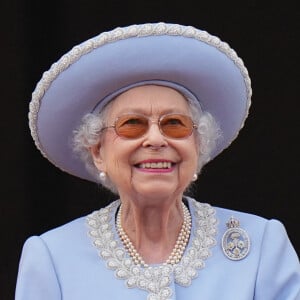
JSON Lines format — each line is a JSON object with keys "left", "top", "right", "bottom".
{"left": 116, "top": 202, "right": 192, "bottom": 268}
{"left": 87, "top": 199, "right": 217, "bottom": 299}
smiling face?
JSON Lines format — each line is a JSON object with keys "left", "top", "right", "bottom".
{"left": 90, "top": 85, "right": 199, "bottom": 203}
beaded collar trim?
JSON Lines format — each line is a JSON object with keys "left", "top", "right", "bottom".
{"left": 87, "top": 198, "right": 217, "bottom": 300}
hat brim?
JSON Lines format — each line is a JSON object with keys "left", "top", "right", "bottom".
{"left": 29, "top": 23, "right": 251, "bottom": 182}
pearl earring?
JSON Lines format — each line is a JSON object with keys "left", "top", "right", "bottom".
{"left": 99, "top": 171, "right": 107, "bottom": 181}
{"left": 192, "top": 173, "right": 198, "bottom": 181}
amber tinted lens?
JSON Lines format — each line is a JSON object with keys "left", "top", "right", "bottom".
{"left": 160, "top": 114, "right": 194, "bottom": 138}
{"left": 115, "top": 115, "right": 148, "bottom": 138}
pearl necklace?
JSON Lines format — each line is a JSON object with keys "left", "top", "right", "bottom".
{"left": 116, "top": 202, "right": 192, "bottom": 268}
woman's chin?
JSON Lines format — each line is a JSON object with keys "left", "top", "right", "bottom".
{"left": 131, "top": 179, "right": 183, "bottom": 199}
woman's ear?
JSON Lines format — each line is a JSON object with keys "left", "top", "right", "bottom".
{"left": 89, "top": 143, "right": 106, "bottom": 171}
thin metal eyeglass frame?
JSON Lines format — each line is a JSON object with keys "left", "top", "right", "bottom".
{"left": 100, "top": 113, "right": 198, "bottom": 139}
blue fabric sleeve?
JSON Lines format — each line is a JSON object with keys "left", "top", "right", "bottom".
{"left": 15, "top": 236, "right": 62, "bottom": 300}
{"left": 255, "top": 219, "right": 300, "bottom": 300}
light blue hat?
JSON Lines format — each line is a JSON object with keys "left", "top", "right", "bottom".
{"left": 29, "top": 22, "right": 252, "bottom": 182}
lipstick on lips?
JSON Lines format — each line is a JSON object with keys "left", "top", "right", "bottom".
{"left": 135, "top": 159, "right": 175, "bottom": 173}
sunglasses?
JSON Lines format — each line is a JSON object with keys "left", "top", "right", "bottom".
{"left": 102, "top": 113, "right": 197, "bottom": 139}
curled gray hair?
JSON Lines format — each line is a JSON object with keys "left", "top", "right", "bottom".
{"left": 73, "top": 98, "right": 221, "bottom": 193}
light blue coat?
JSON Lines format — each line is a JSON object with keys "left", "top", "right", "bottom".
{"left": 16, "top": 198, "right": 300, "bottom": 299}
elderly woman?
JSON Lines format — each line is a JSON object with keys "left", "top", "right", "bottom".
{"left": 16, "top": 23, "right": 300, "bottom": 300}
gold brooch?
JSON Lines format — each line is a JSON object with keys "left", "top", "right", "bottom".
{"left": 222, "top": 217, "right": 250, "bottom": 260}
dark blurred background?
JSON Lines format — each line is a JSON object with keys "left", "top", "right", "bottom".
{"left": 1, "top": 0, "right": 299, "bottom": 298}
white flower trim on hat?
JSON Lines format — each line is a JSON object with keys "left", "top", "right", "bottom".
{"left": 28, "top": 22, "right": 252, "bottom": 176}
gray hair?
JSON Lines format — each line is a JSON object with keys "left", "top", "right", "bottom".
{"left": 72, "top": 97, "right": 221, "bottom": 193}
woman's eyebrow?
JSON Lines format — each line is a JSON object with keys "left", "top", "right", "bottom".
{"left": 114, "top": 107, "right": 188, "bottom": 116}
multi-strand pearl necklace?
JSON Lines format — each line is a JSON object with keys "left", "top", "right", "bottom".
{"left": 116, "top": 202, "right": 192, "bottom": 268}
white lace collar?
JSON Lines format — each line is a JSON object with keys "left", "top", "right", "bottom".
{"left": 87, "top": 198, "right": 218, "bottom": 300}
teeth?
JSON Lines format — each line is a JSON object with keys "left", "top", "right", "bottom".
{"left": 139, "top": 162, "right": 172, "bottom": 169}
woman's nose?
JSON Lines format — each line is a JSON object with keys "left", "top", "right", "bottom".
{"left": 142, "top": 123, "right": 168, "bottom": 148}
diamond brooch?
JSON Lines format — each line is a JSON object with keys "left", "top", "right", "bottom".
{"left": 222, "top": 217, "right": 250, "bottom": 260}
